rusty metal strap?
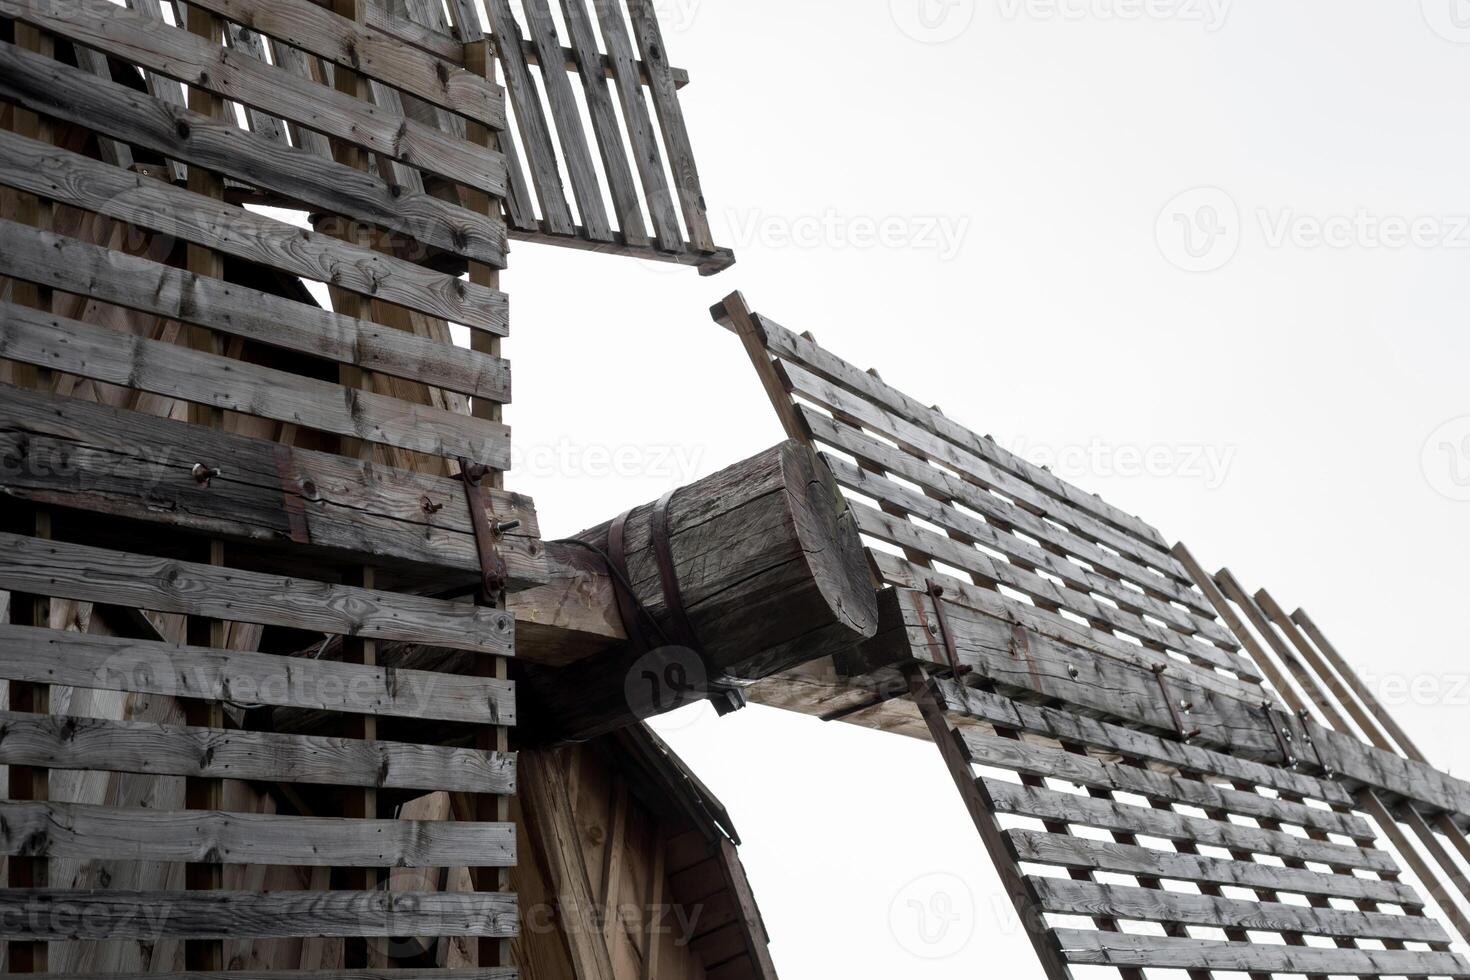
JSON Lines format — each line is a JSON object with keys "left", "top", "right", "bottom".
{"left": 457, "top": 458, "right": 509, "bottom": 599}
{"left": 1263, "top": 701, "right": 1298, "bottom": 767}
{"left": 650, "top": 489, "right": 702, "bottom": 654}
{"left": 1151, "top": 665, "right": 1200, "bottom": 742}
{"left": 608, "top": 507, "right": 660, "bottom": 654}
{"left": 925, "top": 580, "right": 970, "bottom": 685}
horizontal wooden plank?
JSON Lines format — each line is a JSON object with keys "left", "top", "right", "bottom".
{"left": 0, "top": 302, "right": 511, "bottom": 466}
{"left": 0, "top": 0, "right": 505, "bottom": 196}
{"left": 0, "top": 710, "right": 516, "bottom": 793}
{"left": 0, "top": 889, "right": 516, "bottom": 939}
{"left": 986, "top": 780, "right": 1397, "bottom": 872}
{"left": 0, "top": 220, "right": 509, "bottom": 400}
{"left": 958, "top": 729, "right": 1372, "bottom": 838}
{"left": 0, "top": 800, "right": 515, "bottom": 867}
{"left": 934, "top": 678, "right": 1353, "bottom": 805}
{"left": 0, "top": 383, "right": 547, "bottom": 591}
{"left": 0, "top": 623, "right": 514, "bottom": 724}
{"left": 185, "top": 0, "right": 503, "bottom": 127}
{"left": 1050, "top": 929, "right": 1470, "bottom": 975}
{"left": 38, "top": 972, "right": 515, "bottom": 980}
{"left": 1030, "top": 877, "right": 1449, "bottom": 943}
{"left": 0, "top": 127, "right": 507, "bottom": 330}
{"left": 0, "top": 40, "right": 505, "bottom": 265}
{"left": 0, "top": 533, "right": 514, "bottom": 656}
{"left": 1007, "top": 829, "right": 1423, "bottom": 906}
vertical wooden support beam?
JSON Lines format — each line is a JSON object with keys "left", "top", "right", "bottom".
{"left": 600, "top": 782, "right": 628, "bottom": 945}
{"left": 640, "top": 838, "right": 665, "bottom": 980}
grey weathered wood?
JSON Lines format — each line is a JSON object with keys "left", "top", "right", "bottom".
{"left": 0, "top": 534, "right": 514, "bottom": 656}
{"left": 266, "top": 38, "right": 337, "bottom": 159}
{"left": 69, "top": 46, "right": 137, "bottom": 168}
{"left": 484, "top": 0, "right": 575, "bottom": 234}
{"left": 0, "top": 302, "right": 511, "bottom": 466}
{"left": 0, "top": 221, "right": 509, "bottom": 400}
{"left": 0, "top": 383, "right": 547, "bottom": 591}
{"left": 934, "top": 679, "right": 1350, "bottom": 804}
{"left": 40, "top": 972, "right": 514, "bottom": 980}
{"left": 985, "top": 780, "right": 1397, "bottom": 872}
{"left": 958, "top": 729, "right": 1370, "bottom": 838}
{"left": 0, "top": 801, "right": 515, "bottom": 867}
{"left": 0, "top": 710, "right": 516, "bottom": 793}
{"left": 224, "top": 25, "right": 289, "bottom": 143}
{"left": 1050, "top": 929, "right": 1470, "bottom": 975}
{"left": 557, "top": 0, "right": 648, "bottom": 245}
{"left": 624, "top": 0, "right": 712, "bottom": 252}
{"left": 0, "top": 130, "right": 506, "bottom": 337}
{"left": 1031, "top": 877, "right": 1448, "bottom": 944}
{"left": 591, "top": 0, "right": 681, "bottom": 252}
{"left": 1007, "top": 829, "right": 1423, "bottom": 906}
{"left": 0, "top": 623, "right": 513, "bottom": 723}
{"left": 0, "top": 51, "right": 511, "bottom": 279}
{"left": 0, "top": 889, "right": 517, "bottom": 939}
{"left": 186, "top": 0, "right": 504, "bottom": 127}
{"left": 522, "top": 0, "right": 612, "bottom": 241}
{"left": 0, "top": 0, "right": 506, "bottom": 196}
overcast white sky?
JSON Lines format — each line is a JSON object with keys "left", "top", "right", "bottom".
{"left": 499, "top": 1, "right": 1470, "bottom": 975}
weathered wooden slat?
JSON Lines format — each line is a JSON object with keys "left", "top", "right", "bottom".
{"left": 0, "top": 384, "right": 547, "bottom": 590}
{"left": 985, "top": 780, "right": 1397, "bottom": 872}
{"left": 0, "top": 534, "right": 514, "bottom": 656}
{"left": 1031, "top": 877, "right": 1448, "bottom": 943}
{"left": 934, "top": 679, "right": 1352, "bottom": 804}
{"left": 847, "top": 495, "right": 1245, "bottom": 675}
{"left": 484, "top": 0, "right": 574, "bottom": 234}
{"left": 521, "top": 0, "right": 612, "bottom": 241}
{"left": 0, "top": 130, "right": 511, "bottom": 333}
{"left": 0, "top": 624, "right": 514, "bottom": 723}
{"left": 185, "top": 0, "right": 503, "bottom": 127}
{"left": 624, "top": 0, "right": 713, "bottom": 252}
{"left": 225, "top": 25, "right": 289, "bottom": 143}
{"left": 0, "top": 51, "right": 511, "bottom": 279}
{"left": 0, "top": 303, "right": 511, "bottom": 466}
{"left": 591, "top": 0, "right": 681, "bottom": 252}
{"left": 0, "top": 0, "right": 507, "bottom": 196}
{"left": 557, "top": 0, "right": 648, "bottom": 245}
{"left": 40, "top": 972, "right": 514, "bottom": 980}
{"left": 70, "top": 45, "right": 138, "bottom": 168}
{"left": 0, "top": 888, "right": 517, "bottom": 939}
{"left": 1007, "top": 829, "right": 1422, "bottom": 906}
{"left": 0, "top": 710, "right": 516, "bottom": 793}
{"left": 958, "top": 729, "right": 1370, "bottom": 838}
{"left": 1050, "top": 929, "right": 1470, "bottom": 975}
{"left": 0, "top": 801, "right": 515, "bottom": 867}
{"left": 0, "top": 221, "right": 509, "bottom": 400}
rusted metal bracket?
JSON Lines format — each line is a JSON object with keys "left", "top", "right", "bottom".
{"left": 457, "top": 459, "right": 511, "bottom": 600}
{"left": 1263, "top": 700, "right": 1298, "bottom": 768}
{"left": 1152, "top": 664, "right": 1201, "bottom": 742}
{"left": 925, "top": 580, "right": 972, "bottom": 687}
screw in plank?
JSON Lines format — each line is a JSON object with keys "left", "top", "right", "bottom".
{"left": 494, "top": 520, "right": 522, "bottom": 535}
{"left": 421, "top": 496, "right": 445, "bottom": 515}
{"left": 191, "top": 463, "right": 222, "bottom": 486}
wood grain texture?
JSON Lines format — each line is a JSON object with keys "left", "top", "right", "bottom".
{"left": 0, "top": 533, "right": 515, "bottom": 656}
{"left": 0, "top": 221, "right": 509, "bottom": 400}
{"left": 0, "top": 710, "right": 516, "bottom": 793}
{"left": 0, "top": 302, "right": 511, "bottom": 465}
{"left": 0, "top": 888, "right": 517, "bottom": 939}
{"left": 0, "top": 800, "right": 515, "bottom": 867}
{"left": 1050, "top": 929, "right": 1470, "bottom": 975}
{"left": 0, "top": 41, "right": 511, "bottom": 264}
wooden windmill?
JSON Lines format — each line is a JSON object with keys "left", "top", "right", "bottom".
{"left": 0, "top": 0, "right": 1467, "bottom": 977}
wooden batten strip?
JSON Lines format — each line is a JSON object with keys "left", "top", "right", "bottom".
{"left": 0, "top": 532, "right": 516, "bottom": 655}
{"left": 0, "top": 221, "right": 509, "bottom": 401}
{"left": 985, "top": 779, "right": 1397, "bottom": 872}
{"left": 959, "top": 729, "right": 1370, "bottom": 838}
{"left": 0, "top": 624, "right": 514, "bottom": 722}
{"left": 0, "top": 302, "right": 511, "bottom": 465}
{"left": 1031, "top": 877, "right": 1449, "bottom": 944}
{"left": 0, "top": 383, "right": 548, "bottom": 590}
{"left": 1050, "top": 929, "right": 1470, "bottom": 976}
{"left": 0, "top": 889, "right": 517, "bottom": 939}
{"left": 0, "top": 128, "right": 508, "bottom": 331}
{"left": 0, "top": 801, "right": 515, "bottom": 867}
{"left": 1007, "top": 829, "right": 1423, "bottom": 906}
{"left": 0, "top": 55, "right": 511, "bottom": 279}
{"left": 0, "top": 710, "right": 517, "bottom": 793}
{"left": 184, "top": 0, "right": 504, "bottom": 126}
